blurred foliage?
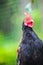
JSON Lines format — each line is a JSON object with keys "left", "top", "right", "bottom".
{"left": 0, "top": 0, "right": 20, "bottom": 37}
{"left": 0, "top": 42, "right": 19, "bottom": 65}
{"left": 34, "top": 0, "right": 39, "bottom": 9}
{"left": 32, "top": 9, "right": 41, "bottom": 32}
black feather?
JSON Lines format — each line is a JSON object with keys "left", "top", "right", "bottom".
{"left": 17, "top": 22, "right": 43, "bottom": 65}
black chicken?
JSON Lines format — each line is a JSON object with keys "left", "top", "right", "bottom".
{"left": 17, "top": 13, "right": 43, "bottom": 65}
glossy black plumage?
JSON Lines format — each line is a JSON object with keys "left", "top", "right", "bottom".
{"left": 17, "top": 22, "right": 43, "bottom": 65}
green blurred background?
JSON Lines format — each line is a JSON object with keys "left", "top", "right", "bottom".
{"left": 0, "top": 0, "right": 43, "bottom": 65}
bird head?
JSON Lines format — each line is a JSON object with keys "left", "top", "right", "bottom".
{"left": 23, "top": 12, "right": 34, "bottom": 28}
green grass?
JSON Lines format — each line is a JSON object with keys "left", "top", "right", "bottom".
{"left": 0, "top": 41, "right": 19, "bottom": 65}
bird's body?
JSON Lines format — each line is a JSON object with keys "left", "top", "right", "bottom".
{"left": 17, "top": 13, "right": 43, "bottom": 65}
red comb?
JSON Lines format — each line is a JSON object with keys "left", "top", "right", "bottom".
{"left": 24, "top": 12, "right": 34, "bottom": 28}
